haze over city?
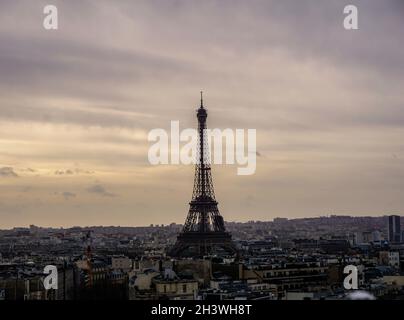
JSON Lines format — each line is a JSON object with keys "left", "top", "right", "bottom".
{"left": 1, "top": 0, "right": 404, "bottom": 228}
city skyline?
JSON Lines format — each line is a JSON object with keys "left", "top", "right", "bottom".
{"left": 1, "top": 0, "right": 404, "bottom": 228}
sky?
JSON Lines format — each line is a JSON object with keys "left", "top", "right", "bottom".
{"left": 0, "top": 0, "right": 403, "bottom": 228}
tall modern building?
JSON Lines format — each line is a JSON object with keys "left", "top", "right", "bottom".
{"left": 169, "top": 93, "right": 237, "bottom": 257}
{"left": 387, "top": 215, "right": 401, "bottom": 243}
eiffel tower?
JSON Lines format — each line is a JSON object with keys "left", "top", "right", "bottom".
{"left": 169, "top": 93, "right": 237, "bottom": 257}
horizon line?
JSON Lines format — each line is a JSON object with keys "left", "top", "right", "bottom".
{"left": 1, "top": 213, "right": 402, "bottom": 231}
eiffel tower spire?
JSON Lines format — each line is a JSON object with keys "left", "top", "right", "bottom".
{"left": 200, "top": 90, "right": 204, "bottom": 108}
{"left": 169, "top": 93, "right": 237, "bottom": 257}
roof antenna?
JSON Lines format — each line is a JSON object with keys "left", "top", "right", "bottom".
{"left": 200, "top": 91, "right": 204, "bottom": 108}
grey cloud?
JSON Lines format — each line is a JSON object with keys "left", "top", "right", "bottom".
{"left": 17, "top": 168, "right": 36, "bottom": 173}
{"left": 74, "top": 168, "right": 94, "bottom": 174}
{"left": 1, "top": 0, "right": 403, "bottom": 132}
{"left": 1, "top": 0, "right": 404, "bottom": 227}
{"left": 0, "top": 167, "right": 18, "bottom": 177}
{"left": 21, "top": 186, "right": 32, "bottom": 192}
{"left": 55, "top": 169, "right": 92, "bottom": 175}
{"left": 0, "top": 101, "right": 154, "bottom": 130}
{"left": 87, "top": 184, "right": 116, "bottom": 197}
{"left": 55, "top": 170, "right": 73, "bottom": 175}
{"left": 62, "top": 192, "right": 76, "bottom": 200}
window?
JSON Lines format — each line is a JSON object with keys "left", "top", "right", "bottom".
{"left": 182, "top": 284, "right": 187, "bottom": 293}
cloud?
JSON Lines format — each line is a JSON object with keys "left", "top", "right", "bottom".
{"left": 55, "top": 168, "right": 92, "bottom": 175}
{"left": 0, "top": 1, "right": 404, "bottom": 227}
{"left": 87, "top": 184, "right": 116, "bottom": 197}
{"left": 55, "top": 170, "right": 74, "bottom": 175}
{"left": 62, "top": 192, "right": 76, "bottom": 200}
{"left": 0, "top": 167, "right": 18, "bottom": 177}
{"left": 21, "top": 186, "right": 32, "bottom": 192}
{"left": 1, "top": 0, "right": 403, "bottom": 134}
{"left": 74, "top": 168, "right": 94, "bottom": 174}
{"left": 19, "top": 168, "right": 36, "bottom": 173}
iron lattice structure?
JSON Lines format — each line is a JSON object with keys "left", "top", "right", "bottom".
{"left": 170, "top": 93, "right": 237, "bottom": 257}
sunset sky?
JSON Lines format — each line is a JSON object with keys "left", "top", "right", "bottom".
{"left": 0, "top": 0, "right": 403, "bottom": 228}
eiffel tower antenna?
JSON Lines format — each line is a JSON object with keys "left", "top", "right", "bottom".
{"left": 200, "top": 90, "right": 203, "bottom": 108}
{"left": 169, "top": 93, "right": 237, "bottom": 257}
